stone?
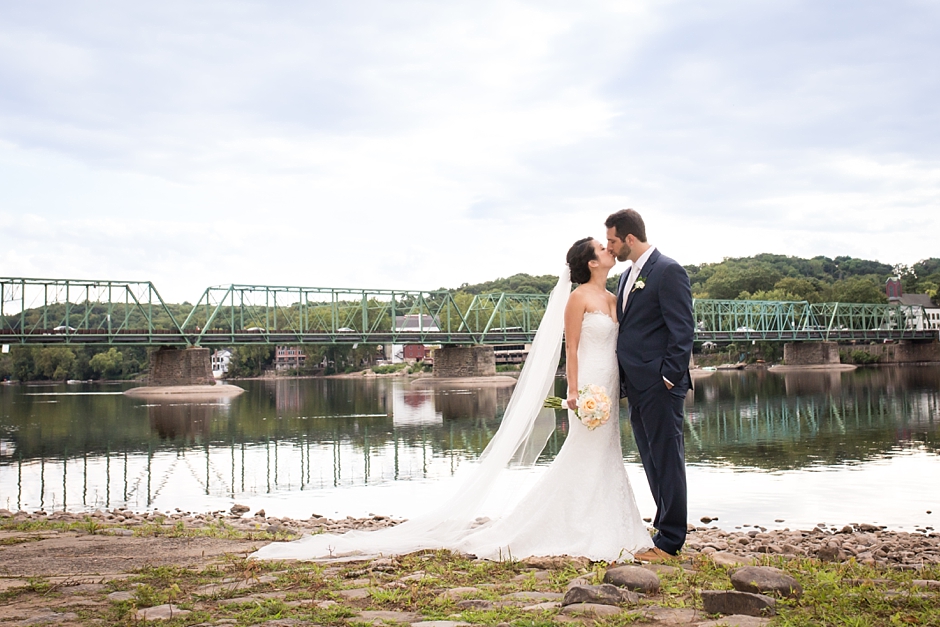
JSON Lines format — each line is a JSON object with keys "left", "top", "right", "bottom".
{"left": 711, "top": 552, "right": 754, "bottom": 568}
{"left": 560, "top": 603, "right": 623, "bottom": 617}
{"left": 230, "top": 504, "right": 250, "bottom": 515}
{"left": 315, "top": 600, "right": 338, "bottom": 609}
{"left": 730, "top": 566, "right": 803, "bottom": 599}
{"left": 455, "top": 599, "right": 493, "bottom": 610}
{"left": 338, "top": 588, "right": 372, "bottom": 599}
{"left": 641, "top": 607, "right": 702, "bottom": 623}
{"left": 410, "top": 622, "right": 470, "bottom": 627}
{"left": 439, "top": 586, "right": 481, "bottom": 600}
{"left": 522, "top": 601, "right": 561, "bottom": 611}
{"left": 61, "top": 583, "right": 107, "bottom": 595}
{"left": 502, "top": 591, "right": 564, "bottom": 602}
{"left": 135, "top": 604, "right": 191, "bottom": 621}
{"left": 19, "top": 613, "right": 80, "bottom": 625}
{"left": 698, "top": 616, "right": 771, "bottom": 627}
{"left": 563, "top": 584, "right": 637, "bottom": 607}
{"left": 913, "top": 580, "right": 940, "bottom": 589}
{"left": 565, "top": 576, "right": 592, "bottom": 590}
{"left": 643, "top": 564, "right": 678, "bottom": 576}
{"left": 107, "top": 590, "right": 135, "bottom": 602}
{"left": 521, "top": 555, "right": 590, "bottom": 570}
{"left": 816, "top": 546, "right": 845, "bottom": 562}
{"left": 700, "top": 591, "right": 776, "bottom": 617}
{"left": 604, "top": 565, "right": 661, "bottom": 593}
{"left": 358, "top": 610, "right": 420, "bottom": 624}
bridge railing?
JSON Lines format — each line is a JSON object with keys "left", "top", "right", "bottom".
{"left": 0, "top": 277, "right": 186, "bottom": 345}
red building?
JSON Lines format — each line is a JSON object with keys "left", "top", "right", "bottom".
{"left": 275, "top": 346, "right": 306, "bottom": 371}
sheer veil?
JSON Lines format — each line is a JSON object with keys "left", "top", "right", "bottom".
{"left": 250, "top": 269, "right": 573, "bottom": 561}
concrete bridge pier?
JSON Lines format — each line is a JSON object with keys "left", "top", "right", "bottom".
{"left": 783, "top": 342, "right": 840, "bottom": 366}
{"left": 149, "top": 347, "right": 215, "bottom": 386}
{"left": 432, "top": 345, "right": 496, "bottom": 378}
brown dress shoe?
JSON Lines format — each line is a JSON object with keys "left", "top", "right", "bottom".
{"left": 633, "top": 547, "right": 675, "bottom": 563}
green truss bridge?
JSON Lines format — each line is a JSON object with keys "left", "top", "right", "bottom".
{"left": 1, "top": 277, "right": 937, "bottom": 347}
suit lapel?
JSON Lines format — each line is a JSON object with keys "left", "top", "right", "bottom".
{"left": 622, "top": 248, "right": 661, "bottom": 320}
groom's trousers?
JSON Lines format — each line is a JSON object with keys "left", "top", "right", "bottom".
{"left": 627, "top": 382, "right": 688, "bottom": 555}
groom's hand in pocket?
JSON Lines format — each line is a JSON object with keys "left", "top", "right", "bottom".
{"left": 663, "top": 377, "right": 674, "bottom": 390}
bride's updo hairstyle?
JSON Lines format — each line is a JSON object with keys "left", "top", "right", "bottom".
{"left": 566, "top": 237, "right": 596, "bottom": 285}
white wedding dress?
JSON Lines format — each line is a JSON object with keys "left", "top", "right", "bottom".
{"left": 251, "top": 275, "right": 653, "bottom": 562}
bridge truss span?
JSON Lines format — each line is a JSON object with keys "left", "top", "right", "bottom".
{"left": 0, "top": 277, "right": 936, "bottom": 346}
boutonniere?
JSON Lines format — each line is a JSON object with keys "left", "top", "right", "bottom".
{"left": 631, "top": 279, "right": 646, "bottom": 293}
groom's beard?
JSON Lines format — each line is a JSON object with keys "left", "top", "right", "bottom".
{"left": 616, "top": 246, "right": 631, "bottom": 262}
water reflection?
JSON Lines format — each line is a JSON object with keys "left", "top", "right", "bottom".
{"left": 1, "top": 367, "right": 938, "bottom": 525}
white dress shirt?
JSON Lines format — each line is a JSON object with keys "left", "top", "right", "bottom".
{"left": 621, "top": 245, "right": 656, "bottom": 312}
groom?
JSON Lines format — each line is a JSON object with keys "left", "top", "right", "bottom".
{"left": 606, "top": 209, "right": 694, "bottom": 560}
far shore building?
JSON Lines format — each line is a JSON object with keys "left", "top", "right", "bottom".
{"left": 386, "top": 314, "right": 440, "bottom": 364}
{"left": 275, "top": 346, "right": 306, "bottom": 371}
{"left": 886, "top": 277, "right": 938, "bottom": 331}
{"left": 211, "top": 349, "right": 232, "bottom": 379}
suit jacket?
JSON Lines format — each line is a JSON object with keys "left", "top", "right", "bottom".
{"left": 616, "top": 248, "right": 694, "bottom": 398}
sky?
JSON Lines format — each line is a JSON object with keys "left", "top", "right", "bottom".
{"left": 1, "top": 0, "right": 938, "bottom": 302}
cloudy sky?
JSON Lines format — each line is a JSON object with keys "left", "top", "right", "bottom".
{"left": 1, "top": 0, "right": 938, "bottom": 301}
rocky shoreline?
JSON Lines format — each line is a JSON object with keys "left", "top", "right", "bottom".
{"left": 2, "top": 508, "right": 939, "bottom": 626}
{"left": 3, "top": 507, "right": 938, "bottom": 569}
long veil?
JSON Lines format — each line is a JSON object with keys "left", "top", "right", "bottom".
{"left": 250, "top": 269, "right": 572, "bottom": 561}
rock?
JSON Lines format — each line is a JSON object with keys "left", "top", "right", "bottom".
{"left": 135, "top": 604, "right": 191, "bottom": 621}
{"left": 358, "top": 610, "right": 419, "bottom": 624}
{"left": 565, "top": 575, "right": 592, "bottom": 590}
{"left": 315, "top": 600, "right": 338, "bottom": 609}
{"left": 816, "top": 546, "right": 845, "bottom": 562}
{"left": 522, "top": 555, "right": 590, "bottom": 570}
{"left": 643, "top": 564, "right": 678, "bottom": 576}
{"left": 502, "top": 591, "right": 564, "bottom": 602}
{"left": 439, "top": 586, "right": 481, "bottom": 600}
{"left": 338, "top": 588, "right": 372, "bottom": 599}
{"left": 700, "top": 590, "right": 776, "bottom": 617}
{"left": 521, "top": 601, "right": 561, "bottom": 611}
{"left": 731, "top": 566, "right": 803, "bottom": 599}
{"left": 698, "top": 616, "right": 771, "bottom": 627}
{"left": 229, "top": 504, "right": 250, "bottom": 515}
{"left": 62, "top": 583, "right": 107, "bottom": 594}
{"left": 456, "top": 599, "right": 493, "bottom": 610}
{"left": 563, "top": 583, "right": 638, "bottom": 606}
{"left": 107, "top": 590, "right": 135, "bottom": 602}
{"left": 641, "top": 607, "right": 702, "bottom": 623}
{"left": 710, "top": 552, "right": 754, "bottom": 568}
{"left": 913, "top": 580, "right": 940, "bottom": 589}
{"left": 19, "top": 612, "right": 80, "bottom": 625}
{"left": 604, "top": 565, "right": 661, "bottom": 593}
{"left": 560, "top": 603, "right": 623, "bottom": 617}
{"left": 410, "top": 622, "right": 470, "bottom": 627}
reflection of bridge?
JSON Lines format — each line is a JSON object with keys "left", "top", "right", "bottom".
{"left": 1, "top": 276, "right": 937, "bottom": 347}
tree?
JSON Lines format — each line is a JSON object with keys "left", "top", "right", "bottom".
{"left": 228, "top": 346, "right": 273, "bottom": 377}
{"left": 823, "top": 277, "right": 887, "bottom": 303}
{"left": 89, "top": 348, "right": 125, "bottom": 379}
{"left": 33, "top": 347, "right": 76, "bottom": 380}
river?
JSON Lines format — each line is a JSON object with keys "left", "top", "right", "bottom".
{"left": 1, "top": 366, "right": 938, "bottom": 532}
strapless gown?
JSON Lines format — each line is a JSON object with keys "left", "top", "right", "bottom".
{"left": 251, "top": 312, "right": 653, "bottom": 561}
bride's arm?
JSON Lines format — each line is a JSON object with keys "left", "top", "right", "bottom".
{"left": 564, "top": 290, "right": 584, "bottom": 411}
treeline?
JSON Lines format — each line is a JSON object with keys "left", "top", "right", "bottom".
{"left": 685, "top": 255, "right": 939, "bottom": 303}
{"left": 452, "top": 255, "right": 940, "bottom": 304}
{"left": 0, "top": 346, "right": 149, "bottom": 382}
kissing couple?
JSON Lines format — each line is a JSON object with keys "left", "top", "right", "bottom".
{"left": 252, "top": 208, "right": 695, "bottom": 563}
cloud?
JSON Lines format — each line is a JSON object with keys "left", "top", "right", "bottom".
{"left": 1, "top": 0, "right": 938, "bottom": 301}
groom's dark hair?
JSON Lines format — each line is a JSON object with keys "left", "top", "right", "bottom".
{"left": 605, "top": 209, "right": 647, "bottom": 242}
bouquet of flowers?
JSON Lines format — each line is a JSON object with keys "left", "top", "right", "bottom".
{"left": 544, "top": 384, "right": 612, "bottom": 430}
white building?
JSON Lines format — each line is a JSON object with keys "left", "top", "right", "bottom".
{"left": 386, "top": 315, "right": 440, "bottom": 364}
{"left": 211, "top": 349, "right": 232, "bottom": 379}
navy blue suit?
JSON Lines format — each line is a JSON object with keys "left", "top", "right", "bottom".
{"left": 616, "top": 248, "right": 694, "bottom": 555}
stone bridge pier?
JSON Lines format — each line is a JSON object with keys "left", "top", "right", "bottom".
{"left": 150, "top": 347, "right": 215, "bottom": 386}
{"left": 432, "top": 345, "right": 496, "bottom": 378}
{"left": 783, "top": 342, "right": 840, "bottom": 366}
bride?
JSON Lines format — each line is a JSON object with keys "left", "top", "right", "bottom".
{"left": 251, "top": 238, "right": 653, "bottom": 562}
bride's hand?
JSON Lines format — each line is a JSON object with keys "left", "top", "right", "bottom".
{"left": 566, "top": 392, "right": 578, "bottom": 411}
